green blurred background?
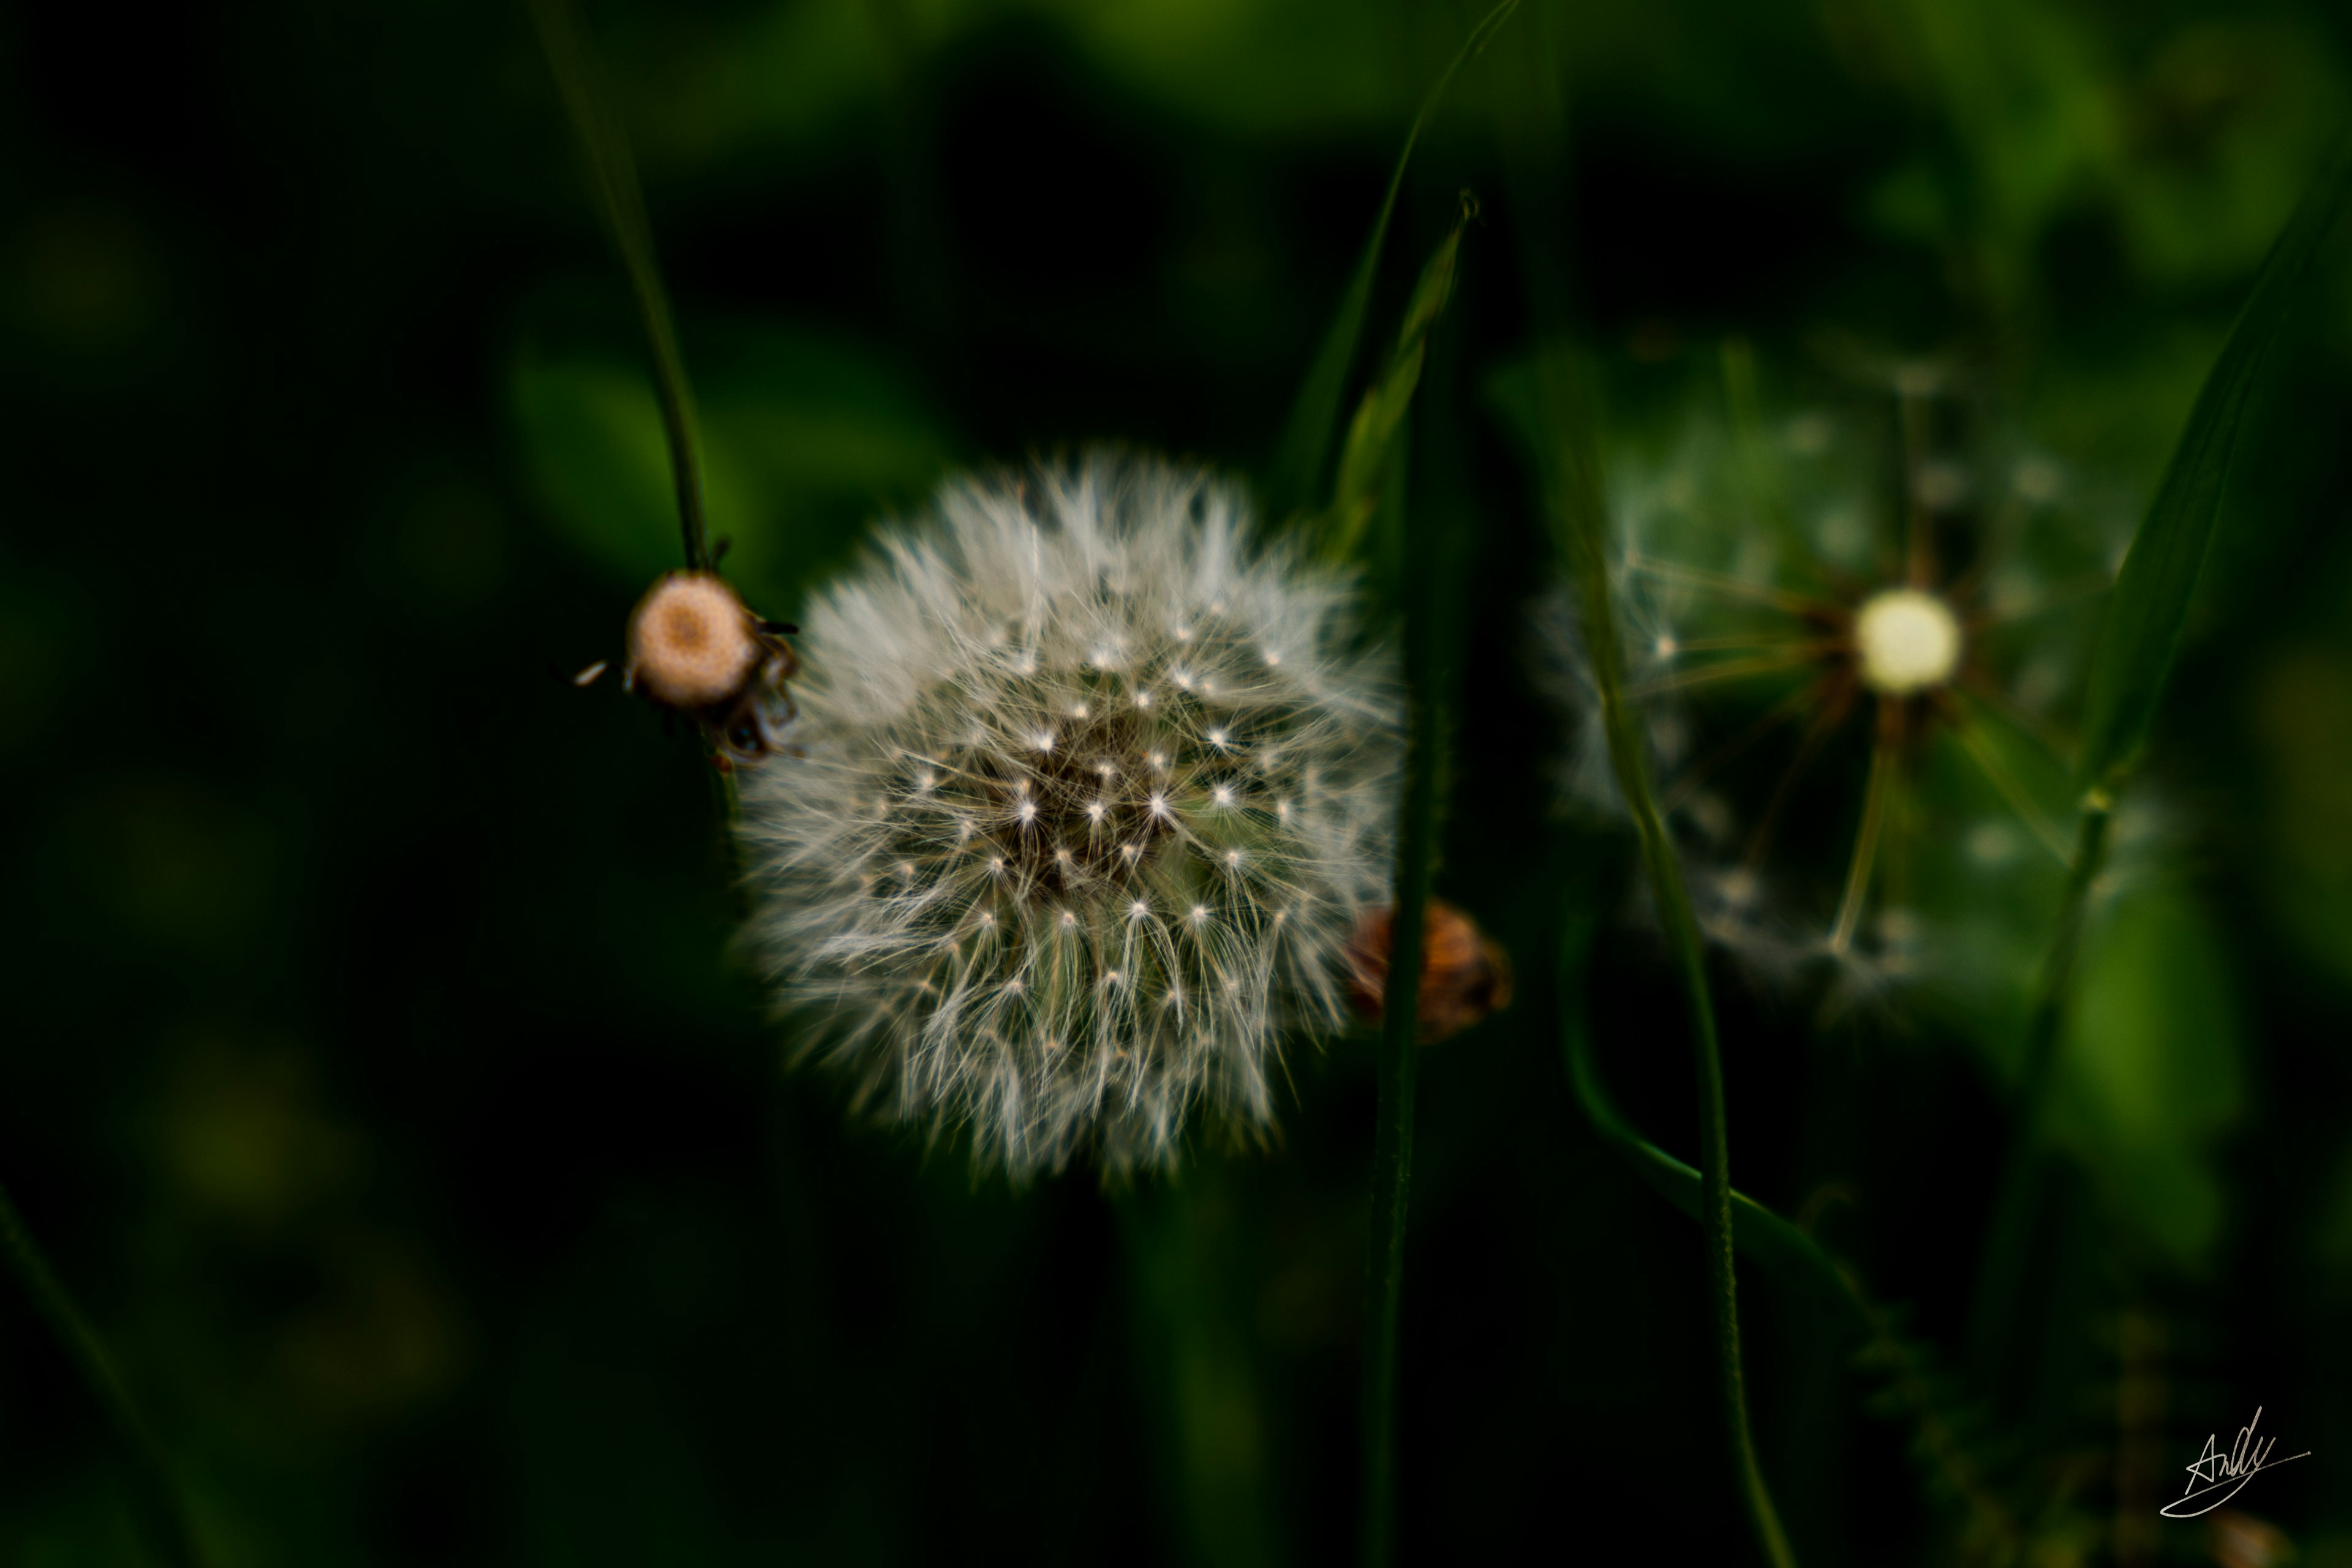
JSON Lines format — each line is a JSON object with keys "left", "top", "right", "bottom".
{"left": 6, "top": 0, "right": 2352, "bottom": 1562}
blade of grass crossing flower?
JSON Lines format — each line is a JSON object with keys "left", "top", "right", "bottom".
{"left": 1318, "top": 207, "right": 1468, "bottom": 563}
{"left": 1359, "top": 268, "right": 1484, "bottom": 1567}
{"left": 1971, "top": 153, "right": 2351, "bottom": 1399}
{"left": 1359, "top": 426, "right": 1446, "bottom": 1568}
{"left": 1, "top": 1181, "right": 204, "bottom": 1568}
{"left": 2075, "top": 153, "right": 2352, "bottom": 798}
{"left": 527, "top": 0, "right": 712, "bottom": 572}
{"left": 1529, "top": 352, "right": 1798, "bottom": 1568}
{"left": 1265, "top": 0, "right": 1519, "bottom": 521}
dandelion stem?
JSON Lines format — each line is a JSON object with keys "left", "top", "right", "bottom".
{"left": 0, "top": 1180, "right": 203, "bottom": 1568}
{"left": 1827, "top": 717, "right": 1899, "bottom": 954}
{"left": 527, "top": 0, "right": 711, "bottom": 573}
{"left": 1965, "top": 801, "right": 2111, "bottom": 1397}
{"left": 1544, "top": 364, "right": 1799, "bottom": 1568}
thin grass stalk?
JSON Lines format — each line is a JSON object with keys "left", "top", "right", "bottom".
{"left": 0, "top": 1180, "right": 203, "bottom": 1568}
{"left": 1965, "top": 801, "right": 2112, "bottom": 1390}
{"left": 1488, "top": 24, "right": 1793, "bottom": 1553}
{"left": 1548, "top": 369, "right": 1798, "bottom": 1568}
{"left": 1562, "top": 922, "right": 2024, "bottom": 1555}
{"left": 527, "top": 0, "right": 711, "bottom": 572}
{"left": 1359, "top": 435, "right": 1450, "bottom": 1568}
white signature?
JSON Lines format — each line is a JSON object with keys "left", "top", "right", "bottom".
{"left": 2160, "top": 1406, "right": 2310, "bottom": 1520}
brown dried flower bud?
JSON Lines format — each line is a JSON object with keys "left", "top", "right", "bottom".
{"left": 1345, "top": 897, "right": 1513, "bottom": 1044}
{"left": 627, "top": 572, "right": 761, "bottom": 709}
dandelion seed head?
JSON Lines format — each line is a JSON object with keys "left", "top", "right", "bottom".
{"left": 1531, "top": 361, "right": 2122, "bottom": 1000}
{"left": 739, "top": 453, "right": 1401, "bottom": 1178}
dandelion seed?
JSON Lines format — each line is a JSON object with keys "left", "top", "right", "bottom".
{"left": 741, "top": 453, "right": 1401, "bottom": 1177}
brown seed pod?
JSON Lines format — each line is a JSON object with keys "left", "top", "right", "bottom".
{"left": 1345, "top": 897, "right": 1513, "bottom": 1044}
{"left": 616, "top": 571, "right": 801, "bottom": 766}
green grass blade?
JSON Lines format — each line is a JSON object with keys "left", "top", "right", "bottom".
{"left": 1525, "top": 351, "right": 1798, "bottom": 1568}
{"left": 527, "top": 0, "right": 712, "bottom": 572}
{"left": 1264, "top": 0, "right": 1518, "bottom": 521}
{"left": 2, "top": 1180, "right": 205, "bottom": 1568}
{"left": 1359, "top": 266, "right": 1483, "bottom": 1568}
{"left": 1317, "top": 206, "right": 1468, "bottom": 562}
{"left": 2075, "top": 154, "right": 2352, "bottom": 797}
{"left": 1970, "top": 156, "right": 2350, "bottom": 1401}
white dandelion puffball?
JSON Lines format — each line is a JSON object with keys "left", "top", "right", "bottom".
{"left": 737, "top": 454, "right": 1403, "bottom": 1178}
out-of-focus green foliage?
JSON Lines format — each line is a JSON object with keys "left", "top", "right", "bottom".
{"left": 10, "top": 0, "right": 2352, "bottom": 1562}
{"left": 2051, "top": 882, "right": 2244, "bottom": 1268}
{"left": 512, "top": 326, "right": 954, "bottom": 601}
{"left": 1847, "top": 0, "right": 2348, "bottom": 307}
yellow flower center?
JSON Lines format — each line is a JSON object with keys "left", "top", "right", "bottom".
{"left": 1854, "top": 588, "right": 1961, "bottom": 696}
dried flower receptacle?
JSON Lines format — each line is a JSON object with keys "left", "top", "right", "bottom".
{"left": 617, "top": 571, "right": 801, "bottom": 766}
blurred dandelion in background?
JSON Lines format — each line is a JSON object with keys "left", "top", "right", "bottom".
{"left": 736, "top": 453, "right": 1401, "bottom": 1177}
{"left": 1531, "top": 349, "right": 2130, "bottom": 1002}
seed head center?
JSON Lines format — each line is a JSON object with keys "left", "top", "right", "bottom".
{"left": 1853, "top": 588, "right": 1961, "bottom": 696}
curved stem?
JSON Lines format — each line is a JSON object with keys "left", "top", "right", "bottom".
{"left": 1564, "top": 924, "right": 2026, "bottom": 1555}
{"left": 1549, "top": 366, "right": 1798, "bottom": 1568}
{"left": 527, "top": 0, "right": 711, "bottom": 572}
{"left": 0, "top": 1181, "right": 203, "bottom": 1567}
